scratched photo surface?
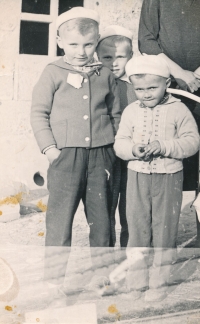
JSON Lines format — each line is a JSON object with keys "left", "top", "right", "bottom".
{"left": 0, "top": 1, "right": 200, "bottom": 323}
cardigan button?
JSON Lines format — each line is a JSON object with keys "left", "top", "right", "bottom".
{"left": 83, "top": 95, "right": 88, "bottom": 99}
{"left": 83, "top": 115, "right": 89, "bottom": 120}
{"left": 85, "top": 137, "right": 90, "bottom": 142}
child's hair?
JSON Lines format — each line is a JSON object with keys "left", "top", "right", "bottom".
{"left": 58, "top": 18, "right": 99, "bottom": 37}
{"left": 97, "top": 35, "right": 132, "bottom": 54}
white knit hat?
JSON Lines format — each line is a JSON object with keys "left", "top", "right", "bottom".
{"left": 99, "top": 25, "right": 133, "bottom": 43}
{"left": 56, "top": 7, "right": 100, "bottom": 30}
{"left": 126, "top": 55, "right": 170, "bottom": 79}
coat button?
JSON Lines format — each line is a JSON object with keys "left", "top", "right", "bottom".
{"left": 83, "top": 115, "right": 89, "bottom": 120}
{"left": 85, "top": 137, "right": 90, "bottom": 142}
{"left": 84, "top": 79, "right": 88, "bottom": 83}
{"left": 83, "top": 95, "right": 88, "bottom": 99}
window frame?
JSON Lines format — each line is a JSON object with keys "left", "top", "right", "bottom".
{"left": 20, "top": 0, "right": 59, "bottom": 56}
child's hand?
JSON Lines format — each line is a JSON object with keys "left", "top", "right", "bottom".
{"left": 144, "top": 141, "right": 161, "bottom": 158}
{"left": 45, "top": 147, "right": 61, "bottom": 164}
{"left": 132, "top": 144, "right": 146, "bottom": 159}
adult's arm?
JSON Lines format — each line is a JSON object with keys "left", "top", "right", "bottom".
{"left": 138, "top": 0, "right": 200, "bottom": 92}
{"left": 138, "top": 0, "right": 162, "bottom": 55}
{"left": 159, "top": 54, "right": 200, "bottom": 93}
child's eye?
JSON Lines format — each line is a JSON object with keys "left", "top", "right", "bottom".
{"left": 69, "top": 44, "right": 77, "bottom": 47}
{"left": 85, "top": 43, "right": 93, "bottom": 47}
{"left": 136, "top": 88, "right": 143, "bottom": 91}
{"left": 103, "top": 56, "right": 112, "bottom": 60}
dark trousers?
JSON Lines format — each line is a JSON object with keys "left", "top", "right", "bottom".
{"left": 126, "top": 170, "right": 183, "bottom": 291}
{"left": 44, "top": 145, "right": 116, "bottom": 284}
{"left": 110, "top": 158, "right": 129, "bottom": 247}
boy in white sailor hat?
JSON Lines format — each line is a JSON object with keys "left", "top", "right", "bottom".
{"left": 97, "top": 25, "right": 137, "bottom": 248}
{"left": 31, "top": 7, "right": 121, "bottom": 303}
{"left": 114, "top": 55, "right": 200, "bottom": 301}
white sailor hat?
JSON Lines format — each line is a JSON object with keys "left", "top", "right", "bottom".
{"left": 56, "top": 7, "right": 100, "bottom": 30}
{"left": 99, "top": 25, "right": 133, "bottom": 43}
{"left": 125, "top": 55, "right": 170, "bottom": 79}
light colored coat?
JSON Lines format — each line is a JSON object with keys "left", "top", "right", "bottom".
{"left": 31, "top": 58, "right": 121, "bottom": 152}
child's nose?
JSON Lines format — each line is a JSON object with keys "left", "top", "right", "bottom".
{"left": 112, "top": 59, "right": 118, "bottom": 66}
{"left": 143, "top": 90, "right": 151, "bottom": 98}
{"left": 78, "top": 46, "right": 86, "bottom": 56}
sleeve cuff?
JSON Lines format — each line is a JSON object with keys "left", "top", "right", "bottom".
{"left": 43, "top": 144, "right": 56, "bottom": 154}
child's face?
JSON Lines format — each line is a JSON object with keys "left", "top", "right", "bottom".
{"left": 97, "top": 41, "right": 132, "bottom": 78}
{"left": 130, "top": 74, "right": 171, "bottom": 108}
{"left": 57, "top": 28, "right": 99, "bottom": 66}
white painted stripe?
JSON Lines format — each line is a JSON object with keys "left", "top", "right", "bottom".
{"left": 178, "top": 235, "right": 197, "bottom": 248}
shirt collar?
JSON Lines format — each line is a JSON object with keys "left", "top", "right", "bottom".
{"left": 135, "top": 94, "right": 181, "bottom": 108}
{"left": 119, "top": 74, "right": 131, "bottom": 83}
{"left": 63, "top": 56, "right": 102, "bottom": 74}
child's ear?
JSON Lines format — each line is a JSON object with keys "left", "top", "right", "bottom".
{"left": 166, "top": 77, "right": 171, "bottom": 88}
{"left": 97, "top": 34, "right": 100, "bottom": 43}
{"left": 56, "top": 35, "right": 63, "bottom": 49}
{"left": 130, "top": 50, "right": 133, "bottom": 58}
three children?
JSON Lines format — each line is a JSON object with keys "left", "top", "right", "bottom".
{"left": 31, "top": 6, "right": 200, "bottom": 303}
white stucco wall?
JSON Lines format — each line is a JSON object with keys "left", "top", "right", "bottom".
{"left": 0, "top": 0, "right": 143, "bottom": 196}
{"left": 84, "top": 0, "right": 143, "bottom": 53}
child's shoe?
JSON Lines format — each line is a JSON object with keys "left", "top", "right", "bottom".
{"left": 130, "top": 289, "right": 142, "bottom": 301}
{"left": 46, "top": 284, "right": 68, "bottom": 308}
{"left": 144, "top": 287, "right": 167, "bottom": 302}
{"left": 86, "top": 275, "right": 110, "bottom": 295}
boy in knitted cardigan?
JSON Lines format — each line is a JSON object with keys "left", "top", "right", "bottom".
{"left": 114, "top": 55, "right": 199, "bottom": 301}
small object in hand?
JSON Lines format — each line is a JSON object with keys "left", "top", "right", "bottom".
{"left": 143, "top": 154, "right": 153, "bottom": 162}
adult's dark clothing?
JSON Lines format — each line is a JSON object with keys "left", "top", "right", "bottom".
{"left": 138, "top": 0, "right": 200, "bottom": 72}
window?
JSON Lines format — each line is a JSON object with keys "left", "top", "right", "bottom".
{"left": 58, "top": 0, "right": 84, "bottom": 15}
{"left": 20, "top": 0, "right": 84, "bottom": 56}
{"left": 20, "top": 21, "right": 49, "bottom": 55}
{"left": 22, "top": 0, "right": 51, "bottom": 15}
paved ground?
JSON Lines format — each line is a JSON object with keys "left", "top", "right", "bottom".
{"left": 0, "top": 191, "right": 198, "bottom": 248}
{"left": 0, "top": 191, "right": 200, "bottom": 323}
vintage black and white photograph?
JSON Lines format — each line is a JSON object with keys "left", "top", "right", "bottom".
{"left": 0, "top": 0, "right": 200, "bottom": 323}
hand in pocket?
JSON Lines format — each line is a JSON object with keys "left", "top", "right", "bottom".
{"left": 45, "top": 147, "right": 61, "bottom": 164}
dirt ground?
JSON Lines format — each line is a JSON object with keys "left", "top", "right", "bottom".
{"left": 0, "top": 191, "right": 200, "bottom": 324}
{"left": 0, "top": 191, "right": 198, "bottom": 248}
